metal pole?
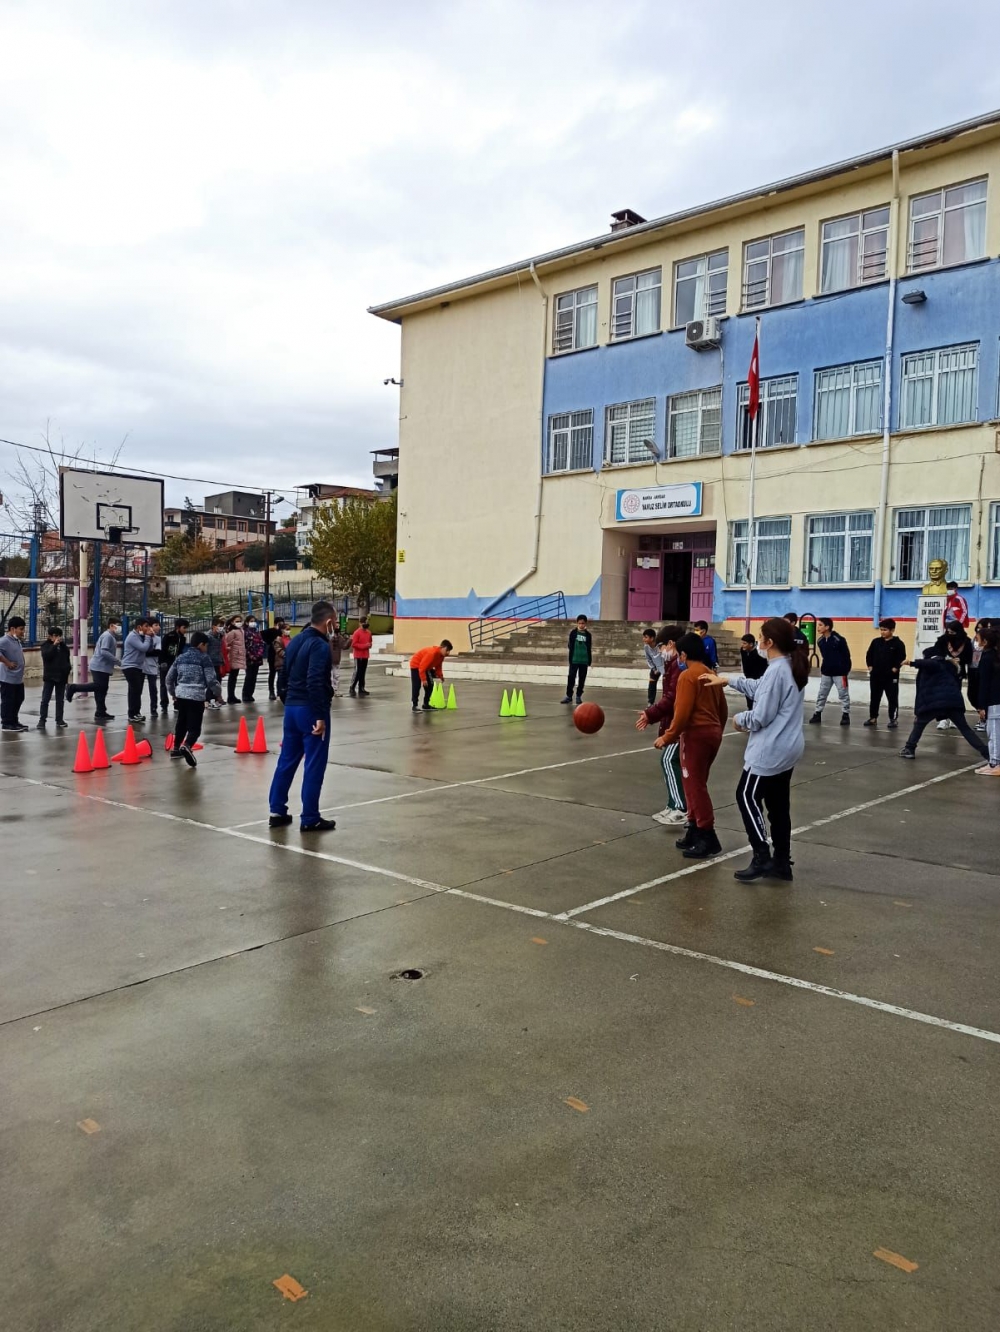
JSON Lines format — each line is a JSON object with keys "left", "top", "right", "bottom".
{"left": 263, "top": 491, "right": 272, "bottom": 626}
{"left": 743, "top": 318, "right": 760, "bottom": 635}
{"left": 142, "top": 549, "right": 149, "bottom": 617}
{"left": 76, "top": 543, "right": 90, "bottom": 683}
{"left": 28, "top": 531, "right": 39, "bottom": 645}
{"left": 91, "top": 542, "right": 102, "bottom": 644}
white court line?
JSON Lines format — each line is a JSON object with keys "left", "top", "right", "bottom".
{"left": 8, "top": 766, "right": 1000, "bottom": 1045}
{"left": 225, "top": 744, "right": 655, "bottom": 828}
{"left": 557, "top": 761, "right": 982, "bottom": 919}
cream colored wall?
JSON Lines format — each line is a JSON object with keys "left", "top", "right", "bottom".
{"left": 397, "top": 283, "right": 544, "bottom": 601}
{"left": 393, "top": 618, "right": 468, "bottom": 655}
{"left": 542, "top": 138, "right": 1000, "bottom": 338}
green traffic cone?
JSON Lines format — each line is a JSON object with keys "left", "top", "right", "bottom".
{"left": 514, "top": 689, "right": 526, "bottom": 718}
{"left": 446, "top": 684, "right": 457, "bottom": 710}
{"left": 499, "top": 689, "right": 511, "bottom": 717}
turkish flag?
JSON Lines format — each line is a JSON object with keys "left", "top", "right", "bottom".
{"left": 747, "top": 326, "right": 760, "bottom": 420}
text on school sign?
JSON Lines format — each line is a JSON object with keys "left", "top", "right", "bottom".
{"left": 615, "top": 483, "right": 702, "bottom": 522}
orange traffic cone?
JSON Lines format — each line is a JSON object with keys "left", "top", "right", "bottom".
{"left": 135, "top": 738, "right": 153, "bottom": 761}
{"left": 115, "top": 726, "right": 141, "bottom": 765}
{"left": 72, "top": 731, "right": 93, "bottom": 774}
{"left": 251, "top": 717, "right": 268, "bottom": 753}
{"left": 164, "top": 733, "right": 174, "bottom": 752}
{"left": 91, "top": 729, "right": 111, "bottom": 770}
{"left": 235, "top": 716, "right": 252, "bottom": 753}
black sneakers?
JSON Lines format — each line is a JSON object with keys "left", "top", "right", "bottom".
{"left": 840, "top": 714, "right": 850, "bottom": 727}
{"left": 808, "top": 712, "right": 821, "bottom": 724}
{"left": 301, "top": 817, "right": 337, "bottom": 833}
{"left": 179, "top": 744, "right": 197, "bottom": 768}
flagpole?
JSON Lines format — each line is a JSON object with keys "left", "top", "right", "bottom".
{"left": 743, "top": 317, "right": 760, "bottom": 634}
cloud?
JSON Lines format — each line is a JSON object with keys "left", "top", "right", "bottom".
{"left": 1, "top": 0, "right": 998, "bottom": 516}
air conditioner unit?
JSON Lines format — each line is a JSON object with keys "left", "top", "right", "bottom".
{"left": 685, "top": 316, "right": 721, "bottom": 350}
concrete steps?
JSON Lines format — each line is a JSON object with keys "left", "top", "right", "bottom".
{"left": 470, "top": 619, "right": 742, "bottom": 669}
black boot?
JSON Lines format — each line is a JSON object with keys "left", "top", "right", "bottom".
{"left": 734, "top": 850, "right": 773, "bottom": 882}
{"left": 682, "top": 828, "right": 720, "bottom": 860}
{"left": 674, "top": 822, "right": 698, "bottom": 850}
{"left": 767, "top": 855, "right": 794, "bottom": 881}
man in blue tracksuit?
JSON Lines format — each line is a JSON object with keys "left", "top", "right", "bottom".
{"left": 268, "top": 600, "right": 338, "bottom": 832}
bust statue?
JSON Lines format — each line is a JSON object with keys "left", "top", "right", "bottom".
{"left": 922, "top": 557, "right": 948, "bottom": 596}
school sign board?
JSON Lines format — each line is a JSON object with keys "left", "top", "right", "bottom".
{"left": 615, "top": 483, "right": 703, "bottom": 522}
{"left": 915, "top": 596, "right": 946, "bottom": 657}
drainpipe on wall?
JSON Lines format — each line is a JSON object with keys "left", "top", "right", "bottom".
{"left": 873, "top": 148, "right": 900, "bottom": 626}
{"left": 481, "top": 261, "right": 547, "bottom": 618}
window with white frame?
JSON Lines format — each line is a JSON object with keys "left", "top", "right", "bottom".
{"left": 604, "top": 398, "right": 656, "bottom": 466}
{"left": 545, "top": 409, "right": 594, "bottom": 474}
{"left": 673, "top": 250, "right": 727, "bottom": 325}
{"left": 813, "top": 361, "right": 882, "bottom": 440}
{"left": 552, "top": 286, "right": 598, "bottom": 353}
{"left": 728, "top": 517, "right": 792, "bottom": 586}
{"left": 908, "top": 178, "right": 987, "bottom": 271}
{"left": 611, "top": 269, "right": 661, "bottom": 340}
{"left": 668, "top": 387, "right": 722, "bottom": 459}
{"left": 742, "top": 229, "right": 804, "bottom": 309}
{"left": 990, "top": 503, "right": 1000, "bottom": 581}
{"left": 900, "top": 343, "right": 978, "bottom": 429}
{"left": 736, "top": 375, "right": 797, "bottom": 449}
{"left": 820, "top": 207, "right": 890, "bottom": 292}
{"left": 805, "top": 511, "right": 875, "bottom": 584}
{"left": 892, "top": 505, "right": 972, "bottom": 583}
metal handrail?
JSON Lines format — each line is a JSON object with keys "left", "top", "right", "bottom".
{"left": 468, "top": 591, "right": 567, "bottom": 650}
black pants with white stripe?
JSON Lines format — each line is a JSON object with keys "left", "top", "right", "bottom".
{"left": 736, "top": 767, "right": 793, "bottom": 861}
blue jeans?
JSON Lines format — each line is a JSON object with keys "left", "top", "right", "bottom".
{"left": 268, "top": 705, "right": 331, "bottom": 826}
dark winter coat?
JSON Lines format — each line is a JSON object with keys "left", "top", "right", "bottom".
{"left": 911, "top": 656, "right": 964, "bottom": 718}
{"left": 924, "top": 631, "right": 972, "bottom": 680}
{"left": 567, "top": 628, "right": 593, "bottom": 666}
{"left": 817, "top": 631, "right": 852, "bottom": 677}
{"left": 160, "top": 630, "right": 187, "bottom": 668}
{"left": 643, "top": 658, "right": 681, "bottom": 736}
{"left": 866, "top": 635, "right": 907, "bottom": 679}
{"left": 975, "top": 648, "right": 1000, "bottom": 711}
{"left": 740, "top": 647, "right": 768, "bottom": 680}
{"left": 165, "top": 646, "right": 222, "bottom": 702}
{"left": 40, "top": 639, "right": 71, "bottom": 683}
{"left": 243, "top": 624, "right": 266, "bottom": 666}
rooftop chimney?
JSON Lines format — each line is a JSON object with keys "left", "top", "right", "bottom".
{"left": 610, "top": 208, "right": 647, "bottom": 232}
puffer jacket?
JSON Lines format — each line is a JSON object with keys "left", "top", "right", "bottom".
{"left": 912, "top": 655, "right": 963, "bottom": 718}
{"left": 243, "top": 624, "right": 266, "bottom": 666}
{"left": 166, "top": 647, "right": 223, "bottom": 702}
{"left": 206, "top": 630, "right": 225, "bottom": 670}
{"left": 225, "top": 627, "right": 246, "bottom": 669}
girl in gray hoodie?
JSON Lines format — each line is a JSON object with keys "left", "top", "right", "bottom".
{"left": 702, "top": 617, "right": 808, "bottom": 883}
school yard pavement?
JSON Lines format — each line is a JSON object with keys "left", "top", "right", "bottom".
{"left": 1, "top": 675, "right": 997, "bottom": 1331}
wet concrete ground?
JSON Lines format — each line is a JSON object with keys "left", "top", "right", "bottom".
{"left": 1, "top": 674, "right": 998, "bottom": 1330}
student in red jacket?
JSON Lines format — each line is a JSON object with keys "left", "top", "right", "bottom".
{"left": 409, "top": 641, "right": 454, "bottom": 711}
{"left": 349, "top": 617, "right": 373, "bottom": 697}
{"left": 635, "top": 625, "right": 686, "bottom": 826}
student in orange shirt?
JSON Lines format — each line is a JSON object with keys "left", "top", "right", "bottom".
{"left": 410, "top": 641, "right": 453, "bottom": 711}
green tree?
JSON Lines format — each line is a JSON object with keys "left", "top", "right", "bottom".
{"left": 271, "top": 531, "right": 297, "bottom": 561}
{"left": 309, "top": 494, "right": 396, "bottom": 609}
{"left": 153, "top": 533, "right": 221, "bottom": 575}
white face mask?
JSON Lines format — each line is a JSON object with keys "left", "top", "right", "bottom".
{"left": 659, "top": 646, "right": 676, "bottom": 662}
{"left": 757, "top": 641, "right": 769, "bottom": 659}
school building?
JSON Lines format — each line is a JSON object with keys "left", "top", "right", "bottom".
{"left": 370, "top": 110, "right": 1000, "bottom": 659}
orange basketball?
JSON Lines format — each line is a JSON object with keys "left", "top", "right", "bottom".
{"left": 573, "top": 702, "right": 605, "bottom": 734}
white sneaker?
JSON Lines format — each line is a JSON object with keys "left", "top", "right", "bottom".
{"left": 976, "top": 720, "right": 987, "bottom": 732}
{"left": 937, "top": 719, "right": 953, "bottom": 731}
{"left": 652, "top": 808, "right": 687, "bottom": 825}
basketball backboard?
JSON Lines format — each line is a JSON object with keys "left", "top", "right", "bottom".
{"left": 59, "top": 468, "right": 164, "bottom": 546}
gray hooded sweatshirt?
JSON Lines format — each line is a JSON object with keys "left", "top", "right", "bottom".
{"left": 728, "top": 654, "right": 805, "bottom": 777}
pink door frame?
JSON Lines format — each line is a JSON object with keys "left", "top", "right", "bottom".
{"left": 637, "top": 531, "right": 716, "bottom": 621}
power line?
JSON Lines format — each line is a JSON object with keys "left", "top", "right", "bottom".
{"left": 0, "top": 435, "right": 295, "bottom": 494}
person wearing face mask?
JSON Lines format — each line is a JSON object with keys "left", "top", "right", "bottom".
{"left": 268, "top": 600, "right": 338, "bottom": 832}
{"left": 925, "top": 621, "right": 972, "bottom": 731}
{"left": 224, "top": 615, "right": 246, "bottom": 704}
{"left": 740, "top": 633, "right": 768, "bottom": 681}
{"left": 241, "top": 615, "right": 266, "bottom": 703}
{"left": 702, "top": 617, "right": 809, "bottom": 883}
{"left": 635, "top": 626, "right": 686, "bottom": 826}
{"left": 651, "top": 631, "right": 728, "bottom": 858}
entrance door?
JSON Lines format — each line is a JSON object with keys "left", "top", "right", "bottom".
{"left": 689, "top": 553, "right": 715, "bottom": 621}
{"left": 627, "top": 561, "right": 662, "bottom": 621}
{"left": 661, "top": 552, "right": 691, "bottom": 621}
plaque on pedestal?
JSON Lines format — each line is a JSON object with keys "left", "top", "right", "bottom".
{"left": 916, "top": 596, "right": 946, "bottom": 657}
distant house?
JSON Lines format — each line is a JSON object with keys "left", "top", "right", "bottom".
{"left": 163, "top": 489, "right": 276, "bottom": 551}
{"left": 295, "top": 483, "right": 380, "bottom": 554}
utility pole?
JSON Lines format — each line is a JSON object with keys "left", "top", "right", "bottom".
{"left": 263, "top": 491, "right": 271, "bottom": 626}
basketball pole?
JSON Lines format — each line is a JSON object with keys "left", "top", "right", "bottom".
{"left": 75, "top": 543, "right": 90, "bottom": 685}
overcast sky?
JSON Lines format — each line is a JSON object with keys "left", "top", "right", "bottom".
{"left": 2, "top": 0, "right": 999, "bottom": 520}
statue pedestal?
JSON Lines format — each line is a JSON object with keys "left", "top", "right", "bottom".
{"left": 916, "top": 596, "right": 946, "bottom": 656}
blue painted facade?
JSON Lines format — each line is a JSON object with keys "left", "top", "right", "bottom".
{"left": 396, "top": 578, "right": 602, "bottom": 622}
{"left": 543, "top": 258, "right": 1000, "bottom": 458}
